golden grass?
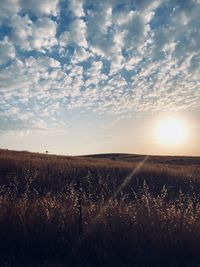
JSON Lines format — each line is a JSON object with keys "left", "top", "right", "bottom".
{"left": 0, "top": 149, "right": 200, "bottom": 266}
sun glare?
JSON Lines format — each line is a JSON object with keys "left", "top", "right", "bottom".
{"left": 156, "top": 117, "right": 188, "bottom": 146}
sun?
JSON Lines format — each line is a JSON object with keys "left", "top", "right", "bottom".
{"left": 155, "top": 117, "right": 188, "bottom": 146}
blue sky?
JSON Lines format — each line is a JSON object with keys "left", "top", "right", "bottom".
{"left": 0, "top": 0, "right": 200, "bottom": 156}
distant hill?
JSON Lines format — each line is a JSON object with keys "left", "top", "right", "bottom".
{"left": 80, "top": 152, "right": 200, "bottom": 166}
{"left": 1, "top": 148, "right": 200, "bottom": 166}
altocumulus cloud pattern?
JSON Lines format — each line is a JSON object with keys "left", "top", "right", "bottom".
{"left": 0, "top": 0, "right": 200, "bottom": 131}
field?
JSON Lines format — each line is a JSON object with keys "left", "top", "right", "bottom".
{"left": 0, "top": 149, "right": 200, "bottom": 267}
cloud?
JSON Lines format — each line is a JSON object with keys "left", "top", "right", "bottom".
{"left": 10, "top": 16, "right": 57, "bottom": 51}
{"left": 0, "top": 37, "right": 15, "bottom": 65}
{"left": 132, "top": 0, "right": 160, "bottom": 12}
{"left": 0, "top": 55, "right": 63, "bottom": 131}
{"left": 71, "top": 47, "right": 91, "bottom": 63}
{"left": 87, "top": 2, "right": 116, "bottom": 58}
{"left": 0, "top": 0, "right": 20, "bottom": 25}
{"left": 59, "top": 18, "right": 87, "bottom": 48}
{"left": 31, "top": 18, "right": 58, "bottom": 50}
{"left": 21, "top": 0, "right": 59, "bottom": 17}
{"left": 122, "top": 11, "right": 151, "bottom": 52}
{"left": 0, "top": 0, "right": 200, "bottom": 133}
{"left": 151, "top": 0, "right": 200, "bottom": 60}
{"left": 69, "top": 0, "right": 85, "bottom": 17}
{"left": 84, "top": 60, "right": 107, "bottom": 87}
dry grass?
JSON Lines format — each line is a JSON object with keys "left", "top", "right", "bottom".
{"left": 0, "top": 149, "right": 200, "bottom": 267}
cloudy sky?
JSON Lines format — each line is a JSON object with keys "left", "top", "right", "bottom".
{"left": 0, "top": 0, "right": 200, "bottom": 156}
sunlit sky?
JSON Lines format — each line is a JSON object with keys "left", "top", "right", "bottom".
{"left": 0, "top": 0, "right": 200, "bottom": 156}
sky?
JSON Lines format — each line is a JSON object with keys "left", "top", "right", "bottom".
{"left": 0, "top": 0, "right": 200, "bottom": 156}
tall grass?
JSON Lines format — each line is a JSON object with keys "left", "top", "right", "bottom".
{"left": 0, "top": 149, "right": 200, "bottom": 266}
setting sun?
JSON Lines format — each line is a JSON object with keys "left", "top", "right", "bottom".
{"left": 156, "top": 117, "right": 188, "bottom": 146}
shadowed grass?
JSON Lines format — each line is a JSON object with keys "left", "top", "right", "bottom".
{"left": 0, "top": 149, "right": 200, "bottom": 266}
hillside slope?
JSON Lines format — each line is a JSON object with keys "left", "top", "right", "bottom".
{"left": 0, "top": 149, "right": 200, "bottom": 266}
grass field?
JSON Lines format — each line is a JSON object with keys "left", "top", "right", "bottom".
{"left": 0, "top": 149, "right": 200, "bottom": 267}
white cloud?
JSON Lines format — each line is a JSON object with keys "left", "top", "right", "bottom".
{"left": 84, "top": 60, "right": 107, "bottom": 87}
{"left": 150, "top": 0, "right": 200, "bottom": 60}
{"left": 89, "top": 60, "right": 103, "bottom": 74}
{"left": 10, "top": 15, "right": 57, "bottom": 51}
{"left": 21, "top": 0, "right": 59, "bottom": 17}
{"left": 0, "top": 0, "right": 200, "bottom": 133}
{"left": 87, "top": 2, "right": 115, "bottom": 57}
{"left": 0, "top": 0, "right": 20, "bottom": 25}
{"left": 0, "top": 55, "right": 65, "bottom": 131}
{"left": 88, "top": 3, "right": 112, "bottom": 35}
{"left": 25, "top": 56, "right": 60, "bottom": 69}
{"left": 133, "top": 0, "right": 161, "bottom": 12}
{"left": 0, "top": 56, "right": 61, "bottom": 97}
{"left": 59, "top": 31, "right": 70, "bottom": 47}
{"left": 85, "top": 4, "right": 155, "bottom": 62}
{"left": 122, "top": 11, "right": 151, "bottom": 52}
{"left": 69, "top": 0, "right": 85, "bottom": 17}
{"left": 124, "top": 56, "right": 142, "bottom": 71}
{"left": 9, "top": 15, "right": 33, "bottom": 50}
{"left": 59, "top": 18, "right": 87, "bottom": 48}
{"left": 0, "top": 37, "right": 16, "bottom": 65}
{"left": 31, "top": 18, "right": 58, "bottom": 51}
{"left": 109, "top": 53, "right": 124, "bottom": 75}
{"left": 71, "top": 47, "right": 91, "bottom": 63}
